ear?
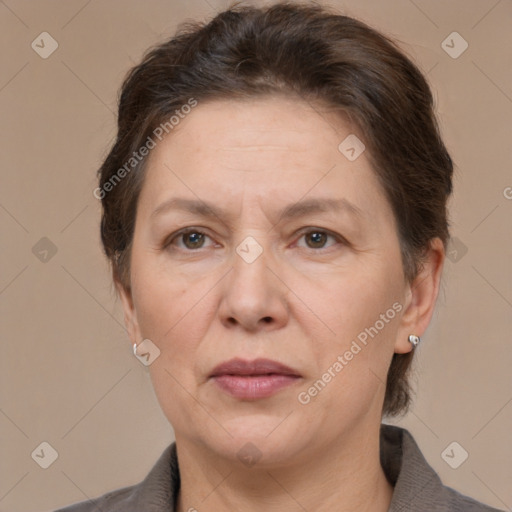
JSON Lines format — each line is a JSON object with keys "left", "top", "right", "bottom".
{"left": 115, "top": 278, "right": 142, "bottom": 345}
{"left": 394, "top": 238, "right": 445, "bottom": 354}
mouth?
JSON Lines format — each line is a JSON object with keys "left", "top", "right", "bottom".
{"left": 209, "top": 358, "right": 302, "bottom": 400}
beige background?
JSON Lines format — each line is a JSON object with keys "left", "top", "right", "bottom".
{"left": 0, "top": 0, "right": 511, "bottom": 511}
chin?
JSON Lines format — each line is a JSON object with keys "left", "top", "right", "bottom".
{"left": 203, "top": 415, "right": 312, "bottom": 468}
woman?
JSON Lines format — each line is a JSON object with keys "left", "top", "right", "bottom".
{"left": 57, "top": 2, "right": 504, "bottom": 511}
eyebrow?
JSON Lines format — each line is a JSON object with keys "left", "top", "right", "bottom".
{"left": 150, "top": 197, "right": 365, "bottom": 224}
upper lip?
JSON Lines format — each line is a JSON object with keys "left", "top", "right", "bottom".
{"left": 209, "top": 358, "right": 302, "bottom": 378}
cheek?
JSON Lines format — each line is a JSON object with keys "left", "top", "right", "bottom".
{"left": 316, "top": 263, "right": 401, "bottom": 337}
{"left": 130, "top": 272, "right": 215, "bottom": 388}
{"left": 132, "top": 271, "right": 217, "bottom": 422}
{"left": 301, "top": 289, "right": 400, "bottom": 423}
{"left": 131, "top": 244, "right": 208, "bottom": 333}
{"left": 304, "top": 261, "right": 402, "bottom": 392}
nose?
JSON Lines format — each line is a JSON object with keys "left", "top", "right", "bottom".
{"left": 218, "top": 244, "right": 289, "bottom": 332}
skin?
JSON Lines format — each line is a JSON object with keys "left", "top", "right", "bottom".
{"left": 118, "top": 95, "right": 445, "bottom": 512}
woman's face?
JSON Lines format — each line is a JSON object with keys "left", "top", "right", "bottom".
{"left": 120, "top": 96, "right": 435, "bottom": 465}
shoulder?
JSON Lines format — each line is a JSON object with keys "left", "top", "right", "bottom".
{"left": 54, "top": 443, "right": 179, "bottom": 512}
{"left": 54, "top": 485, "right": 137, "bottom": 512}
{"left": 381, "top": 424, "right": 505, "bottom": 512}
{"left": 442, "top": 486, "right": 506, "bottom": 512}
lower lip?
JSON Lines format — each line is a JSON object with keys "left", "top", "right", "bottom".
{"left": 212, "top": 374, "right": 300, "bottom": 399}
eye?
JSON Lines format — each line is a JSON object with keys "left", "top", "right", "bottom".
{"left": 166, "top": 228, "right": 216, "bottom": 251}
{"left": 296, "top": 229, "right": 342, "bottom": 250}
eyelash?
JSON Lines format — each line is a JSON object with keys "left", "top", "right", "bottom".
{"left": 164, "top": 227, "right": 347, "bottom": 253}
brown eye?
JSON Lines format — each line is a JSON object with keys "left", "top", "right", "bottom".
{"left": 295, "top": 229, "right": 343, "bottom": 251}
{"left": 304, "top": 231, "right": 328, "bottom": 248}
{"left": 181, "top": 231, "right": 206, "bottom": 249}
{"left": 166, "top": 229, "right": 215, "bottom": 251}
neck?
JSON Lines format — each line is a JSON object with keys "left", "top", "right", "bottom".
{"left": 175, "top": 423, "right": 393, "bottom": 512}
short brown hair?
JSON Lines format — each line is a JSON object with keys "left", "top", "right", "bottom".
{"left": 98, "top": 1, "right": 453, "bottom": 417}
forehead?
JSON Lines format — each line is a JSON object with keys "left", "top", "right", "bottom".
{"left": 165, "top": 95, "right": 351, "bottom": 164}
{"left": 138, "top": 96, "right": 393, "bottom": 226}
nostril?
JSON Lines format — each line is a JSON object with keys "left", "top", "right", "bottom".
{"left": 224, "top": 316, "right": 274, "bottom": 328}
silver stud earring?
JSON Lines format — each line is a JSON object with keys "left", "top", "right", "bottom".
{"left": 408, "top": 334, "right": 420, "bottom": 347}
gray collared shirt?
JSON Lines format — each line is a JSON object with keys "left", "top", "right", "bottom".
{"left": 55, "top": 424, "right": 505, "bottom": 511}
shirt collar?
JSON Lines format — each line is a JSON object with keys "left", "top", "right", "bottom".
{"left": 126, "top": 424, "right": 456, "bottom": 511}
{"left": 380, "top": 423, "right": 444, "bottom": 511}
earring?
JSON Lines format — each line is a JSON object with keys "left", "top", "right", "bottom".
{"left": 133, "top": 342, "right": 138, "bottom": 355}
{"left": 408, "top": 334, "right": 420, "bottom": 347}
